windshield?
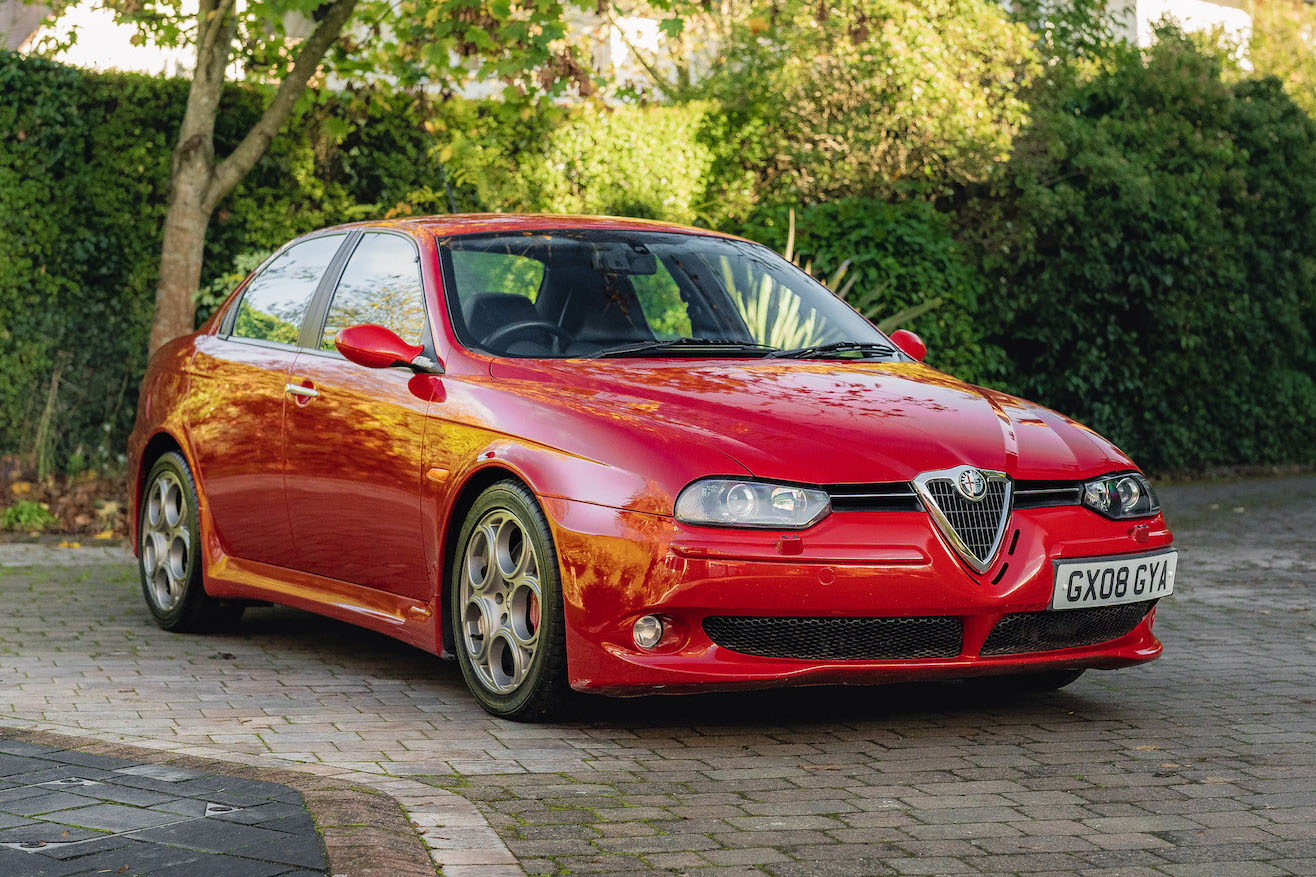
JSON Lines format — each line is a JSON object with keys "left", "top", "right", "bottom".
{"left": 436, "top": 230, "right": 894, "bottom": 358}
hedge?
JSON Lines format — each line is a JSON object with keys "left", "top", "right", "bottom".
{"left": 741, "top": 199, "right": 1007, "bottom": 387}
{"left": 966, "top": 31, "right": 1316, "bottom": 471}
{"left": 3, "top": 33, "right": 1315, "bottom": 476}
{"left": 0, "top": 53, "right": 708, "bottom": 470}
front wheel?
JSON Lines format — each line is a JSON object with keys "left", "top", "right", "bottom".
{"left": 138, "top": 451, "right": 244, "bottom": 633}
{"left": 450, "top": 480, "right": 570, "bottom": 721}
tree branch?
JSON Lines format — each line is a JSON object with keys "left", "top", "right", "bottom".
{"left": 204, "top": 0, "right": 359, "bottom": 212}
{"left": 196, "top": 0, "right": 236, "bottom": 63}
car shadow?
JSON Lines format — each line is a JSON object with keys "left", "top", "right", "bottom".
{"left": 223, "top": 603, "right": 1126, "bottom": 732}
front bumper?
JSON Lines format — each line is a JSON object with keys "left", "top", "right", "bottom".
{"left": 541, "top": 497, "right": 1172, "bottom": 695}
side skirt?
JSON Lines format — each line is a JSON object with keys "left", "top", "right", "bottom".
{"left": 203, "top": 553, "right": 438, "bottom": 654}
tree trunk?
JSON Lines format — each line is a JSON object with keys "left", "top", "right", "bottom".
{"left": 150, "top": 163, "right": 214, "bottom": 352}
{"left": 146, "top": 0, "right": 357, "bottom": 353}
{"left": 147, "top": 0, "right": 232, "bottom": 353}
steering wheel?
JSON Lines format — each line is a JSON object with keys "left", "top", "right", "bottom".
{"left": 483, "top": 320, "right": 573, "bottom": 353}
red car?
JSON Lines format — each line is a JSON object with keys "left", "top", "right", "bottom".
{"left": 129, "top": 215, "right": 1176, "bottom": 720}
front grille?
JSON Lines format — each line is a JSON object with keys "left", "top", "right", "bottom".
{"left": 703, "top": 615, "right": 963, "bottom": 660}
{"left": 825, "top": 482, "right": 922, "bottom": 512}
{"left": 922, "top": 478, "right": 1010, "bottom": 566}
{"left": 980, "top": 600, "right": 1157, "bottom": 656}
{"left": 1014, "top": 480, "right": 1084, "bottom": 510}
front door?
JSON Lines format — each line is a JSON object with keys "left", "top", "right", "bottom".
{"left": 283, "top": 232, "right": 434, "bottom": 600}
{"left": 187, "top": 233, "right": 347, "bottom": 567}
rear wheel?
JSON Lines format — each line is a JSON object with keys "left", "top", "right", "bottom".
{"left": 969, "top": 668, "right": 1085, "bottom": 693}
{"left": 450, "top": 480, "right": 570, "bottom": 721}
{"left": 139, "top": 451, "right": 244, "bottom": 633}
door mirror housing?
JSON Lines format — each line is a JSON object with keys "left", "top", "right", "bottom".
{"left": 888, "top": 329, "right": 926, "bottom": 362}
{"left": 336, "top": 324, "right": 440, "bottom": 373}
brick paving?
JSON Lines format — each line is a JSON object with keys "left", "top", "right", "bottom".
{"left": 1, "top": 475, "right": 1313, "bottom": 875}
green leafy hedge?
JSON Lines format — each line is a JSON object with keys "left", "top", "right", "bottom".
{"left": 741, "top": 199, "right": 1006, "bottom": 385}
{"left": 439, "top": 101, "right": 713, "bottom": 223}
{"left": 966, "top": 31, "right": 1316, "bottom": 471}
{"left": 0, "top": 53, "right": 708, "bottom": 470}
{"left": 4, "top": 32, "right": 1315, "bottom": 476}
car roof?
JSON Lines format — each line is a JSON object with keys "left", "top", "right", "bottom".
{"left": 313, "top": 213, "right": 742, "bottom": 240}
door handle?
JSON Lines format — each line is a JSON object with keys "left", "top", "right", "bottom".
{"left": 284, "top": 383, "right": 319, "bottom": 399}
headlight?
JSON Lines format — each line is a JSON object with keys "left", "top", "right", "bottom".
{"left": 675, "top": 478, "right": 831, "bottom": 529}
{"left": 1082, "top": 473, "right": 1160, "bottom": 519}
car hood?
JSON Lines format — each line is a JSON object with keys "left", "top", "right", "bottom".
{"left": 490, "top": 359, "right": 1134, "bottom": 484}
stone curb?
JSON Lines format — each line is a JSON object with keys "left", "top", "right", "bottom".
{"left": 0, "top": 718, "right": 524, "bottom": 877}
{"left": 0, "top": 543, "right": 134, "bottom": 567}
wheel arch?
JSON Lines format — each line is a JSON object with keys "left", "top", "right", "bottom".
{"left": 132, "top": 429, "right": 191, "bottom": 552}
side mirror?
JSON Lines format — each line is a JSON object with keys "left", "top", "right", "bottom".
{"left": 336, "top": 324, "right": 439, "bottom": 372}
{"left": 889, "top": 329, "right": 926, "bottom": 362}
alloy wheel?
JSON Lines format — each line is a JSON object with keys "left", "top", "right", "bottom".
{"left": 141, "top": 469, "right": 191, "bottom": 612}
{"left": 459, "top": 508, "right": 543, "bottom": 694}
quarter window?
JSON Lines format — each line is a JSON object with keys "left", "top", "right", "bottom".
{"left": 320, "top": 233, "right": 427, "bottom": 350}
{"left": 232, "top": 235, "right": 344, "bottom": 345}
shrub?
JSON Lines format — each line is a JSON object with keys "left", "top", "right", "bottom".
{"left": 0, "top": 54, "right": 375, "bottom": 471}
{"left": 436, "top": 101, "right": 712, "bottom": 223}
{"left": 965, "top": 29, "right": 1316, "bottom": 471}
{"left": 697, "top": 0, "right": 1038, "bottom": 224}
{"left": 740, "top": 199, "right": 1006, "bottom": 384}
{"left": 1, "top": 500, "right": 57, "bottom": 534}
{"left": 1250, "top": 0, "right": 1316, "bottom": 117}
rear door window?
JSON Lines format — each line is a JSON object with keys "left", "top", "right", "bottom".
{"left": 232, "top": 234, "right": 345, "bottom": 345}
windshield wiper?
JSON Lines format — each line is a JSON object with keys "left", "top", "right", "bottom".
{"left": 592, "top": 338, "right": 778, "bottom": 358}
{"left": 766, "top": 341, "right": 898, "bottom": 360}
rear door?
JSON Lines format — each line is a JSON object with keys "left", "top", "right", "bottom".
{"left": 283, "top": 231, "right": 434, "bottom": 600}
{"left": 187, "top": 233, "right": 348, "bottom": 566}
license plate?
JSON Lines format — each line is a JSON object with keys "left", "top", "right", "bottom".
{"left": 1052, "top": 549, "right": 1177, "bottom": 610}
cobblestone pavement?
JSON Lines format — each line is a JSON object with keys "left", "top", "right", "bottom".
{"left": 1, "top": 475, "right": 1313, "bottom": 876}
{"left": 0, "top": 739, "right": 326, "bottom": 876}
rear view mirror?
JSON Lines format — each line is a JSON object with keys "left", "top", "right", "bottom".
{"left": 336, "top": 324, "right": 431, "bottom": 370}
{"left": 592, "top": 245, "right": 657, "bottom": 275}
{"left": 889, "top": 329, "right": 926, "bottom": 362}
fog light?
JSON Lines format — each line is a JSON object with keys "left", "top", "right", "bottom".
{"left": 633, "top": 615, "right": 664, "bottom": 650}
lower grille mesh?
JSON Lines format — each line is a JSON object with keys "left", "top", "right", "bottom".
{"left": 980, "top": 600, "right": 1157, "bottom": 656}
{"left": 703, "top": 615, "right": 963, "bottom": 661}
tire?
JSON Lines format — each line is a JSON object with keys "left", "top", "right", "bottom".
{"left": 449, "top": 480, "right": 571, "bottom": 721}
{"left": 138, "top": 451, "right": 244, "bottom": 633}
{"left": 969, "top": 668, "right": 1086, "bottom": 694}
